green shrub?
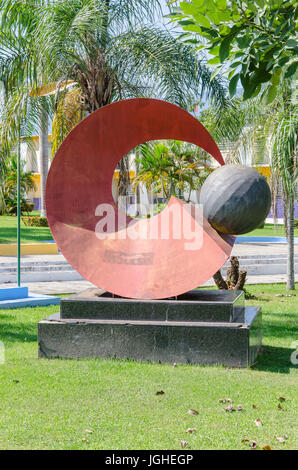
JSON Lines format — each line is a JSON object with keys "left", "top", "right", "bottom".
{"left": 4, "top": 196, "right": 34, "bottom": 216}
{"left": 22, "top": 215, "right": 48, "bottom": 227}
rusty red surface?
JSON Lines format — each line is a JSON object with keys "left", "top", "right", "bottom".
{"left": 46, "top": 98, "right": 234, "bottom": 299}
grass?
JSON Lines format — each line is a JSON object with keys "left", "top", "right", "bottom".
{"left": 0, "top": 283, "right": 297, "bottom": 450}
{"left": 0, "top": 214, "right": 53, "bottom": 244}
{"left": 246, "top": 223, "right": 298, "bottom": 238}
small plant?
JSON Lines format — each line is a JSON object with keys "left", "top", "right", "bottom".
{"left": 22, "top": 216, "right": 48, "bottom": 227}
{"left": 213, "top": 256, "right": 247, "bottom": 292}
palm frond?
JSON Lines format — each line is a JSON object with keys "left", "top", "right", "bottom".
{"left": 52, "top": 86, "right": 84, "bottom": 156}
{"left": 110, "top": 27, "right": 227, "bottom": 109}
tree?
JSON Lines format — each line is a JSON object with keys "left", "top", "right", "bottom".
{"left": 199, "top": 88, "right": 297, "bottom": 290}
{"left": 40, "top": 0, "right": 229, "bottom": 171}
{"left": 171, "top": 0, "right": 297, "bottom": 290}
{"left": 133, "top": 140, "right": 212, "bottom": 202}
{"left": 170, "top": 0, "right": 297, "bottom": 103}
{"left": 0, "top": 0, "right": 53, "bottom": 217}
{"left": 0, "top": 0, "right": 229, "bottom": 211}
{"left": 271, "top": 86, "right": 297, "bottom": 289}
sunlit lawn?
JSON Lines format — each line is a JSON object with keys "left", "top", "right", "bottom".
{"left": 0, "top": 283, "right": 297, "bottom": 450}
{"left": 246, "top": 223, "right": 298, "bottom": 238}
{"left": 0, "top": 215, "right": 53, "bottom": 244}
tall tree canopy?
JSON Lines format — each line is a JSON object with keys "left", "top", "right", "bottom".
{"left": 0, "top": 0, "right": 229, "bottom": 214}
{"left": 170, "top": 0, "right": 297, "bottom": 103}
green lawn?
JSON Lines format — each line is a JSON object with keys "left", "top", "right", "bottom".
{"left": 0, "top": 283, "right": 297, "bottom": 450}
{"left": 246, "top": 223, "right": 298, "bottom": 238}
{"left": 0, "top": 215, "right": 53, "bottom": 244}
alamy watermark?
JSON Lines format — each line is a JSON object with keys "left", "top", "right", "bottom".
{"left": 95, "top": 198, "right": 204, "bottom": 251}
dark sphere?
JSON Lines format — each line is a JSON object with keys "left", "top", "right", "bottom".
{"left": 200, "top": 165, "right": 271, "bottom": 235}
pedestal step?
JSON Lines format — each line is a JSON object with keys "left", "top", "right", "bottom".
{"left": 38, "top": 306, "right": 262, "bottom": 368}
{"left": 60, "top": 288, "right": 245, "bottom": 323}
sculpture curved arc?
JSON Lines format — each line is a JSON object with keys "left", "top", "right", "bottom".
{"left": 46, "top": 98, "right": 235, "bottom": 299}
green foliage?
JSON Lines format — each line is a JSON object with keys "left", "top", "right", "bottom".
{"left": 0, "top": 154, "right": 36, "bottom": 215}
{"left": 0, "top": 0, "right": 229, "bottom": 159}
{"left": 170, "top": 0, "right": 298, "bottom": 102}
{"left": 133, "top": 140, "right": 212, "bottom": 200}
{"left": 271, "top": 88, "right": 298, "bottom": 198}
{"left": 2, "top": 196, "right": 34, "bottom": 216}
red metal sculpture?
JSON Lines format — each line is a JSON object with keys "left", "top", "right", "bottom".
{"left": 46, "top": 98, "right": 234, "bottom": 299}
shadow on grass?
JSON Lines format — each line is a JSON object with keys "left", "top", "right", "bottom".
{"left": 0, "top": 321, "right": 37, "bottom": 343}
{"left": 262, "top": 318, "right": 297, "bottom": 338}
{"left": 253, "top": 346, "right": 297, "bottom": 373}
{"left": 0, "top": 227, "right": 52, "bottom": 243}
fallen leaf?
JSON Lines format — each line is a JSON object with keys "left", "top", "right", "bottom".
{"left": 262, "top": 445, "right": 272, "bottom": 450}
{"left": 185, "top": 428, "right": 196, "bottom": 434}
{"left": 188, "top": 409, "right": 198, "bottom": 415}
{"left": 255, "top": 418, "right": 262, "bottom": 427}
{"left": 276, "top": 434, "right": 288, "bottom": 442}
{"left": 242, "top": 439, "right": 258, "bottom": 449}
{"left": 277, "top": 403, "right": 287, "bottom": 411}
{"left": 277, "top": 396, "right": 286, "bottom": 402}
{"left": 252, "top": 404, "right": 258, "bottom": 409}
{"left": 218, "top": 398, "right": 233, "bottom": 404}
{"left": 237, "top": 405, "right": 243, "bottom": 411}
{"left": 156, "top": 390, "right": 165, "bottom": 395}
{"left": 85, "top": 429, "right": 93, "bottom": 434}
{"left": 224, "top": 405, "right": 235, "bottom": 412}
{"left": 276, "top": 435, "right": 287, "bottom": 443}
{"left": 180, "top": 440, "right": 188, "bottom": 448}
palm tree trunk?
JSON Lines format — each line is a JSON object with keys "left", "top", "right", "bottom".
{"left": 135, "top": 149, "right": 141, "bottom": 216}
{"left": 39, "top": 98, "right": 49, "bottom": 218}
{"left": 286, "top": 193, "right": 295, "bottom": 290}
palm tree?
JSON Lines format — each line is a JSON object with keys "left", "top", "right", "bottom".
{"left": 0, "top": 0, "right": 228, "bottom": 215}
{"left": 270, "top": 86, "right": 297, "bottom": 290}
{"left": 133, "top": 140, "right": 212, "bottom": 203}
{"left": 40, "top": 0, "right": 229, "bottom": 196}
{"left": 0, "top": 0, "right": 53, "bottom": 217}
{"left": 39, "top": 0, "right": 227, "bottom": 115}
{"left": 200, "top": 89, "right": 297, "bottom": 290}
{"left": 134, "top": 143, "right": 173, "bottom": 200}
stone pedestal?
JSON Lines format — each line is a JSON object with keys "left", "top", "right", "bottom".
{"left": 38, "top": 289, "right": 262, "bottom": 367}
